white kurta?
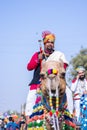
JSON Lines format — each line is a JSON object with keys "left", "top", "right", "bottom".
{"left": 71, "top": 78, "right": 87, "bottom": 121}
{"left": 46, "top": 51, "right": 68, "bottom": 65}
{"left": 25, "top": 89, "right": 36, "bottom": 116}
{"left": 66, "top": 86, "right": 73, "bottom": 114}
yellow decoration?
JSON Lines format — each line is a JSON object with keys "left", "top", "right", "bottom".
{"left": 34, "top": 128, "right": 37, "bottom": 130}
{"left": 53, "top": 69, "right": 58, "bottom": 74}
{"left": 27, "top": 127, "right": 44, "bottom": 130}
{"left": 36, "top": 89, "right": 41, "bottom": 93}
{"left": 64, "top": 111, "right": 72, "bottom": 118}
{"left": 27, "top": 128, "right": 32, "bottom": 130}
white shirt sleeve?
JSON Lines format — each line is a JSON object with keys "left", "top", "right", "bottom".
{"left": 66, "top": 85, "right": 74, "bottom": 114}
{"left": 84, "top": 79, "right": 87, "bottom": 91}
{"left": 71, "top": 79, "right": 78, "bottom": 92}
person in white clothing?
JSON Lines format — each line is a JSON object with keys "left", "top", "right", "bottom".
{"left": 65, "top": 85, "right": 74, "bottom": 114}
{"left": 71, "top": 66, "right": 87, "bottom": 123}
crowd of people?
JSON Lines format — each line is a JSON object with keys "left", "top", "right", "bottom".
{"left": 0, "top": 30, "right": 86, "bottom": 129}
{"left": 0, "top": 114, "right": 27, "bottom": 130}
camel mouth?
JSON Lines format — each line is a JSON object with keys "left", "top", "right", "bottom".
{"left": 51, "top": 89, "right": 56, "bottom": 94}
{"left": 46, "top": 88, "right": 56, "bottom": 93}
{"left": 46, "top": 89, "right": 56, "bottom": 96}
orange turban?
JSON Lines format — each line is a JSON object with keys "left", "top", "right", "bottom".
{"left": 42, "top": 31, "right": 55, "bottom": 44}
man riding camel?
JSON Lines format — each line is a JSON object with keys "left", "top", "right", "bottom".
{"left": 25, "top": 30, "right": 68, "bottom": 117}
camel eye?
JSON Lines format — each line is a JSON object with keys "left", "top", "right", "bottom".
{"left": 60, "top": 72, "right": 65, "bottom": 78}
{"left": 40, "top": 74, "right": 45, "bottom": 79}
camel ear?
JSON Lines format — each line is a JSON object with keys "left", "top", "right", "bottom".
{"left": 41, "top": 60, "right": 46, "bottom": 69}
{"left": 58, "top": 59, "right": 65, "bottom": 73}
{"left": 40, "top": 60, "right": 46, "bottom": 75}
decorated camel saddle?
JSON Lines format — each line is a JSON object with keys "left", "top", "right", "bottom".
{"left": 27, "top": 60, "right": 76, "bottom": 130}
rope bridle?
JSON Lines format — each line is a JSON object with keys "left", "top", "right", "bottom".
{"left": 46, "top": 68, "right": 60, "bottom": 130}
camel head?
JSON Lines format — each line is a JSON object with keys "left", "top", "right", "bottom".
{"left": 40, "top": 60, "right": 66, "bottom": 101}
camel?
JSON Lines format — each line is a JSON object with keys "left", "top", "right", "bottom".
{"left": 40, "top": 60, "right": 66, "bottom": 130}
{"left": 26, "top": 60, "right": 76, "bottom": 130}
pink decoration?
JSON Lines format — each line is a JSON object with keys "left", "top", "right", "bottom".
{"left": 47, "top": 69, "right": 52, "bottom": 75}
{"left": 42, "top": 30, "right": 51, "bottom": 39}
{"left": 35, "top": 96, "right": 41, "bottom": 104}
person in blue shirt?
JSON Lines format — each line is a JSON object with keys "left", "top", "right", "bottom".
{"left": 6, "top": 117, "right": 19, "bottom": 130}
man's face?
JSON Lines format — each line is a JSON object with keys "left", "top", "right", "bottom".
{"left": 78, "top": 71, "right": 85, "bottom": 80}
{"left": 44, "top": 41, "right": 54, "bottom": 54}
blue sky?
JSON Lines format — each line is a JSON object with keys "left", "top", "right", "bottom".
{"left": 0, "top": 0, "right": 87, "bottom": 113}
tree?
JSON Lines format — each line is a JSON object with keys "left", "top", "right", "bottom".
{"left": 66, "top": 48, "right": 87, "bottom": 86}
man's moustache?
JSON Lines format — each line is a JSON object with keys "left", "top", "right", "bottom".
{"left": 79, "top": 75, "right": 85, "bottom": 80}
{"left": 47, "top": 48, "right": 54, "bottom": 53}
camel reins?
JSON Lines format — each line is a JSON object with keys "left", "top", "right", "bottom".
{"left": 47, "top": 69, "right": 60, "bottom": 130}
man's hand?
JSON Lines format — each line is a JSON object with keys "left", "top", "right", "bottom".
{"left": 38, "top": 53, "right": 43, "bottom": 60}
{"left": 76, "top": 74, "right": 80, "bottom": 80}
{"left": 77, "top": 72, "right": 84, "bottom": 79}
{"left": 83, "top": 91, "right": 87, "bottom": 94}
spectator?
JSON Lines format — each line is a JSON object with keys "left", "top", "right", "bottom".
{"left": 0, "top": 118, "right": 5, "bottom": 130}
{"left": 6, "top": 116, "right": 19, "bottom": 130}
{"left": 71, "top": 66, "right": 87, "bottom": 124}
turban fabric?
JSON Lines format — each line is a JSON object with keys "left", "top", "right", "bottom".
{"left": 42, "top": 30, "right": 55, "bottom": 44}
